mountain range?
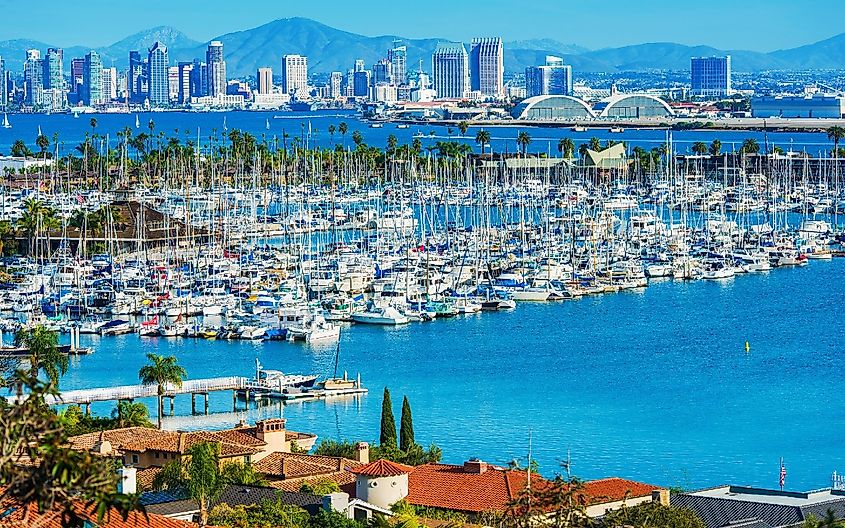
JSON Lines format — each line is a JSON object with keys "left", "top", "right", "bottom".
{"left": 1, "top": 17, "right": 844, "bottom": 76}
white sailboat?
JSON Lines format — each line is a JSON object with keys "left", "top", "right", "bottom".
{"left": 135, "top": 114, "right": 140, "bottom": 128}
{"left": 1, "top": 112, "right": 10, "bottom": 129}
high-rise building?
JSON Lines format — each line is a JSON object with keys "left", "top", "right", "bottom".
{"left": 82, "top": 51, "right": 102, "bottom": 106}
{"left": 525, "top": 56, "right": 572, "bottom": 98}
{"left": 257, "top": 67, "right": 273, "bottom": 95}
{"left": 470, "top": 37, "right": 504, "bottom": 99}
{"left": 70, "top": 58, "right": 84, "bottom": 95}
{"left": 147, "top": 42, "right": 170, "bottom": 106}
{"left": 43, "top": 48, "right": 64, "bottom": 91}
{"left": 168, "top": 66, "right": 179, "bottom": 102}
{"left": 432, "top": 42, "right": 469, "bottom": 99}
{"left": 691, "top": 56, "right": 731, "bottom": 98}
{"left": 353, "top": 70, "right": 371, "bottom": 98}
{"left": 329, "top": 71, "right": 342, "bottom": 99}
{"left": 354, "top": 59, "right": 366, "bottom": 73}
{"left": 388, "top": 43, "right": 407, "bottom": 85}
{"left": 128, "top": 50, "right": 148, "bottom": 103}
{"left": 191, "top": 60, "right": 208, "bottom": 98}
{"left": 24, "top": 49, "right": 44, "bottom": 106}
{"left": 101, "top": 67, "right": 117, "bottom": 101}
{"left": 206, "top": 41, "right": 226, "bottom": 97}
{"left": 281, "top": 54, "right": 308, "bottom": 96}
{"left": 177, "top": 62, "right": 194, "bottom": 104}
{"left": 373, "top": 59, "right": 392, "bottom": 85}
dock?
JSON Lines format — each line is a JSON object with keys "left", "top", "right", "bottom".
{"left": 7, "top": 375, "right": 368, "bottom": 414}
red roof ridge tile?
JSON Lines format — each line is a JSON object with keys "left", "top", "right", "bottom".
{"left": 351, "top": 459, "right": 413, "bottom": 477}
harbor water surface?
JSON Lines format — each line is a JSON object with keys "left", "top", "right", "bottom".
{"left": 59, "top": 258, "right": 845, "bottom": 492}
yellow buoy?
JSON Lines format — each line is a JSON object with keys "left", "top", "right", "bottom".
{"left": 745, "top": 341, "right": 750, "bottom": 353}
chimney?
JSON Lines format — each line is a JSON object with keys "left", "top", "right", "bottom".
{"left": 322, "top": 492, "right": 350, "bottom": 513}
{"left": 177, "top": 432, "right": 187, "bottom": 453}
{"left": 652, "top": 489, "right": 670, "bottom": 507}
{"left": 117, "top": 466, "right": 137, "bottom": 495}
{"left": 254, "top": 419, "right": 287, "bottom": 457}
{"left": 354, "top": 442, "right": 369, "bottom": 464}
{"left": 464, "top": 458, "right": 488, "bottom": 474}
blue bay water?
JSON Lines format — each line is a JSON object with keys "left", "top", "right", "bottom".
{"left": 57, "top": 259, "right": 845, "bottom": 492}
{"left": 0, "top": 110, "right": 838, "bottom": 156}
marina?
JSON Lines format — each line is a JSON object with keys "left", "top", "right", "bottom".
{"left": 1, "top": 114, "right": 845, "bottom": 492}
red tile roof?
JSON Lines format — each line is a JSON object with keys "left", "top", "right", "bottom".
{"left": 582, "top": 478, "right": 659, "bottom": 504}
{"left": 406, "top": 463, "right": 532, "bottom": 513}
{"left": 0, "top": 497, "right": 197, "bottom": 528}
{"left": 405, "top": 464, "right": 662, "bottom": 514}
{"left": 351, "top": 459, "right": 413, "bottom": 477}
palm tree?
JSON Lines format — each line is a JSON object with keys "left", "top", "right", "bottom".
{"left": 475, "top": 129, "right": 491, "bottom": 155}
{"left": 14, "top": 325, "right": 67, "bottom": 387}
{"left": 588, "top": 137, "right": 602, "bottom": 151}
{"left": 138, "top": 353, "right": 187, "bottom": 429}
{"left": 558, "top": 137, "right": 575, "bottom": 159}
{"left": 709, "top": 139, "right": 722, "bottom": 157}
{"left": 516, "top": 131, "right": 531, "bottom": 157}
{"left": 89, "top": 118, "right": 97, "bottom": 138}
{"left": 741, "top": 138, "right": 760, "bottom": 154}
{"left": 16, "top": 198, "right": 55, "bottom": 255}
{"left": 0, "top": 220, "right": 16, "bottom": 256}
{"left": 458, "top": 121, "right": 470, "bottom": 136}
{"left": 112, "top": 401, "right": 153, "bottom": 428}
{"left": 691, "top": 142, "right": 708, "bottom": 155}
{"left": 153, "top": 442, "right": 266, "bottom": 526}
{"left": 827, "top": 126, "right": 845, "bottom": 158}
{"left": 328, "top": 124, "right": 336, "bottom": 145}
{"left": 338, "top": 121, "right": 348, "bottom": 147}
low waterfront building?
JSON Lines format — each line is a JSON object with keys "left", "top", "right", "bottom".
{"left": 595, "top": 94, "right": 675, "bottom": 119}
{"left": 584, "top": 143, "right": 629, "bottom": 170}
{"left": 751, "top": 94, "right": 845, "bottom": 119}
{"left": 511, "top": 94, "right": 597, "bottom": 120}
{"left": 0, "top": 155, "right": 53, "bottom": 174}
{"left": 671, "top": 485, "right": 845, "bottom": 528}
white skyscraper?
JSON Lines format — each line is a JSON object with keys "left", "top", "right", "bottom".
{"left": 432, "top": 43, "right": 469, "bottom": 99}
{"left": 101, "top": 67, "right": 117, "bottom": 101}
{"left": 282, "top": 54, "right": 308, "bottom": 96}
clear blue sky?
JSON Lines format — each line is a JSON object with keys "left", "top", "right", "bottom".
{"left": 0, "top": 0, "right": 841, "bottom": 51}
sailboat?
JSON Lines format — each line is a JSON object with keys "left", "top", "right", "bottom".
{"left": 37, "top": 125, "right": 42, "bottom": 136}
{"left": 1, "top": 112, "right": 10, "bottom": 129}
{"left": 265, "top": 118, "right": 270, "bottom": 130}
{"left": 135, "top": 114, "right": 140, "bottom": 129}
{"left": 317, "top": 342, "right": 358, "bottom": 390}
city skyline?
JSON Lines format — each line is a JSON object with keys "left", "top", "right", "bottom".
{"left": 0, "top": 0, "right": 843, "bottom": 52}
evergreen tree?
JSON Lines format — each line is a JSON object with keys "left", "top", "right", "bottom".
{"left": 400, "top": 396, "right": 415, "bottom": 452}
{"left": 380, "top": 387, "right": 397, "bottom": 447}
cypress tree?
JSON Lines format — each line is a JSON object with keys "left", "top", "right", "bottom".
{"left": 379, "top": 387, "right": 397, "bottom": 447}
{"left": 400, "top": 395, "right": 415, "bottom": 452}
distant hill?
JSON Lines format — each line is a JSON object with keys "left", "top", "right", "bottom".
{"left": 1, "top": 18, "right": 843, "bottom": 75}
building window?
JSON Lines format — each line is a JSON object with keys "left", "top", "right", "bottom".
{"left": 155, "top": 452, "right": 160, "bottom": 459}
{"left": 131, "top": 455, "right": 139, "bottom": 465}
{"left": 369, "top": 481, "right": 378, "bottom": 488}
{"left": 244, "top": 455, "right": 251, "bottom": 464}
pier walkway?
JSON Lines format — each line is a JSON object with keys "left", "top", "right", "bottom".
{"left": 47, "top": 377, "right": 250, "bottom": 405}
{"left": 9, "top": 377, "right": 258, "bottom": 414}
